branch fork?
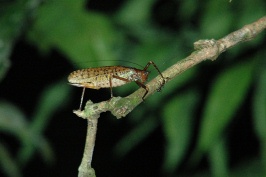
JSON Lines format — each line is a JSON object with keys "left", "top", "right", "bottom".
{"left": 74, "top": 16, "right": 266, "bottom": 177}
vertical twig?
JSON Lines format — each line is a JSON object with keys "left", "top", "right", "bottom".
{"left": 77, "top": 116, "right": 98, "bottom": 177}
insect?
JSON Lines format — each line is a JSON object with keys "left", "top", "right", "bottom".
{"left": 68, "top": 61, "right": 166, "bottom": 110}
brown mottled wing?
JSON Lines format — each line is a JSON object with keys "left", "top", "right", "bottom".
{"left": 68, "top": 66, "right": 136, "bottom": 89}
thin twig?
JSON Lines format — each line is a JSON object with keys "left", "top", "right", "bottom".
{"left": 76, "top": 101, "right": 99, "bottom": 177}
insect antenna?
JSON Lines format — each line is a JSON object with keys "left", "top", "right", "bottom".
{"left": 70, "top": 60, "right": 144, "bottom": 68}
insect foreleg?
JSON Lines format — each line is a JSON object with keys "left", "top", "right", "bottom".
{"left": 143, "top": 61, "right": 166, "bottom": 91}
{"left": 143, "top": 61, "right": 163, "bottom": 78}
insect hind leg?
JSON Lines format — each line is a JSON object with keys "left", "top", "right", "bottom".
{"left": 111, "top": 75, "right": 149, "bottom": 100}
{"left": 135, "top": 81, "right": 149, "bottom": 100}
{"left": 110, "top": 74, "right": 131, "bottom": 98}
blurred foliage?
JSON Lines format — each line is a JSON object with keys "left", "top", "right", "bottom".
{"left": 0, "top": 0, "right": 266, "bottom": 177}
{"left": 194, "top": 60, "right": 255, "bottom": 161}
{"left": 27, "top": 0, "right": 119, "bottom": 66}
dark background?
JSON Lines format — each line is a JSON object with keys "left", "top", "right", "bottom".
{"left": 0, "top": 0, "right": 265, "bottom": 177}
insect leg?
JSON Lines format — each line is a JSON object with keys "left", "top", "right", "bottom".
{"left": 135, "top": 81, "right": 149, "bottom": 100}
{"left": 112, "top": 75, "right": 130, "bottom": 82}
{"left": 111, "top": 75, "right": 132, "bottom": 96}
{"left": 111, "top": 74, "right": 149, "bottom": 100}
{"left": 143, "top": 61, "right": 166, "bottom": 91}
{"left": 109, "top": 74, "right": 130, "bottom": 98}
{"left": 79, "top": 87, "right": 86, "bottom": 110}
{"left": 109, "top": 74, "right": 114, "bottom": 98}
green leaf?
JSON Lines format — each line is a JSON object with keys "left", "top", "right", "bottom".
{"left": 193, "top": 59, "right": 254, "bottom": 162}
{"left": 31, "top": 80, "right": 71, "bottom": 133}
{"left": 236, "top": 0, "right": 266, "bottom": 28}
{"left": 253, "top": 59, "right": 266, "bottom": 175}
{"left": 115, "top": 0, "right": 155, "bottom": 27}
{"left": 253, "top": 63, "right": 266, "bottom": 140}
{"left": 0, "top": 0, "right": 32, "bottom": 81}
{"left": 162, "top": 89, "right": 199, "bottom": 173}
{"left": 114, "top": 116, "right": 158, "bottom": 158}
{"left": 0, "top": 143, "right": 21, "bottom": 177}
{"left": 0, "top": 101, "right": 50, "bottom": 173}
{"left": 200, "top": 1, "right": 233, "bottom": 38}
{"left": 27, "top": 0, "right": 119, "bottom": 67}
{"left": 18, "top": 80, "right": 71, "bottom": 164}
{"left": 179, "top": 0, "right": 198, "bottom": 21}
{"left": 0, "top": 101, "right": 27, "bottom": 135}
{"left": 208, "top": 138, "right": 228, "bottom": 177}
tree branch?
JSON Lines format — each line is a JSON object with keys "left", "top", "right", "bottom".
{"left": 73, "top": 16, "right": 266, "bottom": 177}
{"left": 74, "top": 16, "right": 266, "bottom": 119}
{"left": 77, "top": 102, "right": 98, "bottom": 177}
